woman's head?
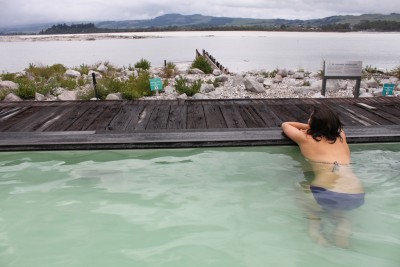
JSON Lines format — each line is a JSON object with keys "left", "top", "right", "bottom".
{"left": 307, "top": 106, "right": 343, "bottom": 143}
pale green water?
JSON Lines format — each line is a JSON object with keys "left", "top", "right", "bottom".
{"left": 0, "top": 144, "right": 399, "bottom": 267}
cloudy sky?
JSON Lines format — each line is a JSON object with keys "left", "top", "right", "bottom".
{"left": 1, "top": 0, "right": 399, "bottom": 27}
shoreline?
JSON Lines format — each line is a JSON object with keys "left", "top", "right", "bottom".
{"left": 1, "top": 62, "right": 399, "bottom": 102}
{"left": 2, "top": 31, "right": 399, "bottom": 43}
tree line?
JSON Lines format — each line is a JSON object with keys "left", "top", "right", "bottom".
{"left": 38, "top": 20, "right": 400, "bottom": 35}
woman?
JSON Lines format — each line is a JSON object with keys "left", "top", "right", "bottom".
{"left": 282, "top": 106, "right": 364, "bottom": 248}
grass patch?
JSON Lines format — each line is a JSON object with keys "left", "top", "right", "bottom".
{"left": 175, "top": 76, "right": 201, "bottom": 96}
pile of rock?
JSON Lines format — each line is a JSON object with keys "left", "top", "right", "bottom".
{"left": 1, "top": 65, "right": 399, "bottom": 102}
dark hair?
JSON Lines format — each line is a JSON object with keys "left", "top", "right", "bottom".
{"left": 307, "top": 106, "right": 343, "bottom": 143}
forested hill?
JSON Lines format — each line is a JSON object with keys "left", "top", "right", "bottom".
{"left": 2, "top": 13, "right": 400, "bottom": 34}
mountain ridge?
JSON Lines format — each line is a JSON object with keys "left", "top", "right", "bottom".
{"left": 2, "top": 13, "right": 400, "bottom": 33}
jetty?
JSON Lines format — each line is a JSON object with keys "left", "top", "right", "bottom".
{"left": 0, "top": 97, "right": 399, "bottom": 151}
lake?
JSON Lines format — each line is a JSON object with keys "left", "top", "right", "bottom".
{"left": 1, "top": 31, "right": 400, "bottom": 73}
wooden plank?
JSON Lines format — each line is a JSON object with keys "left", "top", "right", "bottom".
{"left": 219, "top": 104, "right": 247, "bottom": 128}
{"left": 1, "top": 125, "right": 399, "bottom": 151}
{"left": 203, "top": 103, "right": 227, "bottom": 129}
{"left": 66, "top": 103, "right": 106, "bottom": 131}
{"left": 328, "top": 104, "right": 364, "bottom": 126}
{"left": 167, "top": 104, "right": 187, "bottom": 129}
{"left": 252, "top": 102, "right": 282, "bottom": 127}
{"left": 44, "top": 104, "right": 91, "bottom": 131}
{"left": 107, "top": 102, "right": 142, "bottom": 131}
{"left": 238, "top": 105, "right": 267, "bottom": 128}
{"left": 187, "top": 102, "right": 207, "bottom": 129}
{"left": 146, "top": 104, "right": 171, "bottom": 130}
{"left": 0, "top": 106, "right": 43, "bottom": 131}
{"left": 133, "top": 103, "right": 156, "bottom": 130}
{"left": 86, "top": 102, "right": 123, "bottom": 131}
{"left": 339, "top": 104, "right": 386, "bottom": 126}
{"left": 0, "top": 106, "right": 30, "bottom": 121}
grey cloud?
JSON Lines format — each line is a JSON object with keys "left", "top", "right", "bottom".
{"left": 0, "top": 0, "right": 399, "bottom": 27}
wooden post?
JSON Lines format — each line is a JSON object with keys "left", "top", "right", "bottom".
{"left": 92, "top": 73, "right": 99, "bottom": 100}
{"left": 354, "top": 77, "right": 361, "bottom": 98}
{"left": 321, "top": 77, "right": 327, "bottom": 96}
{"left": 164, "top": 60, "right": 167, "bottom": 67}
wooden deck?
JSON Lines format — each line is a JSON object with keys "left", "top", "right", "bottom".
{"left": 1, "top": 97, "right": 400, "bottom": 151}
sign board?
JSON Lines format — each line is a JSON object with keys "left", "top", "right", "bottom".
{"left": 149, "top": 78, "right": 163, "bottom": 91}
{"left": 382, "top": 83, "right": 395, "bottom": 96}
{"left": 324, "top": 61, "right": 362, "bottom": 77}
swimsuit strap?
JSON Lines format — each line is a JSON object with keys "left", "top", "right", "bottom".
{"left": 306, "top": 159, "right": 352, "bottom": 172}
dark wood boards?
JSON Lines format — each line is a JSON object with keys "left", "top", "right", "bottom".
{"left": 0, "top": 97, "right": 399, "bottom": 151}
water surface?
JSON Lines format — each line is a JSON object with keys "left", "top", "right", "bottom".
{"left": 0, "top": 144, "right": 399, "bottom": 267}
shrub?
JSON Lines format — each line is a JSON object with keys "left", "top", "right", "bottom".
{"left": 26, "top": 63, "right": 66, "bottom": 80}
{"left": 163, "top": 61, "right": 176, "bottom": 78}
{"left": 191, "top": 56, "right": 212, "bottom": 74}
{"left": 76, "top": 64, "right": 90, "bottom": 75}
{"left": 134, "top": 58, "right": 151, "bottom": 70}
{"left": 392, "top": 66, "right": 400, "bottom": 79}
{"left": 1, "top": 72, "right": 16, "bottom": 81}
{"left": 174, "top": 76, "right": 201, "bottom": 96}
{"left": 15, "top": 77, "right": 36, "bottom": 99}
{"left": 59, "top": 78, "right": 77, "bottom": 90}
{"left": 121, "top": 71, "right": 152, "bottom": 100}
{"left": 302, "top": 80, "right": 311, "bottom": 86}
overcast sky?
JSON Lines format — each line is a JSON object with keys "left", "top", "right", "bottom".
{"left": 1, "top": 0, "right": 399, "bottom": 27}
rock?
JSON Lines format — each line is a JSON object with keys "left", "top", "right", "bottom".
{"left": 163, "top": 86, "right": 175, "bottom": 94}
{"left": 309, "top": 72, "right": 319, "bottom": 78}
{"left": 359, "top": 92, "right": 374, "bottom": 98}
{"left": 312, "top": 92, "right": 325, "bottom": 98}
{"left": 310, "top": 80, "right": 322, "bottom": 91}
{"left": 57, "top": 90, "right": 77, "bottom": 101}
{"left": 293, "top": 86, "right": 312, "bottom": 94}
{"left": 360, "top": 81, "right": 368, "bottom": 89}
{"left": 293, "top": 72, "right": 305, "bottom": 79}
{"left": 0, "top": 81, "right": 19, "bottom": 90}
{"left": 277, "top": 69, "right": 288, "bottom": 77}
{"left": 200, "top": 83, "right": 215, "bottom": 93}
{"left": 88, "top": 70, "right": 103, "bottom": 80}
{"left": 35, "top": 93, "right": 45, "bottom": 101}
{"left": 3, "top": 93, "right": 23, "bottom": 102}
{"left": 97, "top": 64, "right": 108, "bottom": 72}
{"left": 45, "top": 94, "right": 57, "bottom": 101}
{"left": 389, "top": 76, "right": 399, "bottom": 83}
{"left": 188, "top": 68, "right": 204, "bottom": 75}
{"left": 175, "top": 63, "right": 190, "bottom": 74}
{"left": 243, "top": 77, "right": 265, "bottom": 93}
{"left": 150, "top": 67, "right": 163, "bottom": 76}
{"left": 232, "top": 75, "right": 245, "bottom": 87}
{"left": 263, "top": 80, "right": 273, "bottom": 88}
{"left": 65, "top": 69, "right": 81, "bottom": 78}
{"left": 215, "top": 75, "right": 229, "bottom": 83}
{"left": 192, "top": 93, "right": 208, "bottom": 99}
{"left": 365, "top": 78, "right": 379, "bottom": 88}
{"left": 256, "top": 77, "right": 264, "bottom": 83}
{"left": 177, "top": 93, "right": 187, "bottom": 100}
{"left": 105, "top": 93, "right": 122, "bottom": 100}
{"left": 287, "top": 70, "right": 295, "bottom": 75}
{"left": 273, "top": 75, "right": 283, "bottom": 83}
{"left": 212, "top": 69, "right": 222, "bottom": 76}
{"left": 372, "top": 89, "right": 383, "bottom": 96}
{"left": 54, "top": 87, "right": 66, "bottom": 95}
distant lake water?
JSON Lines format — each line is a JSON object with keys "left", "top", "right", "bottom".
{"left": 1, "top": 31, "right": 400, "bottom": 73}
